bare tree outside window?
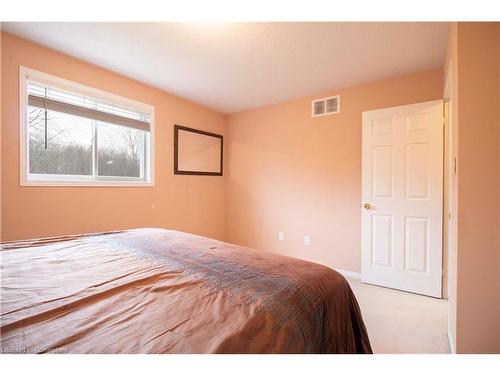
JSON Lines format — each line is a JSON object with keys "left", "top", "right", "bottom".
{"left": 28, "top": 107, "right": 93, "bottom": 176}
{"left": 97, "top": 122, "right": 145, "bottom": 178}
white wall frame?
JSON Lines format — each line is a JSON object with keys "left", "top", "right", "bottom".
{"left": 19, "top": 66, "right": 155, "bottom": 187}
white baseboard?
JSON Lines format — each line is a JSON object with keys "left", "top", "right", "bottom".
{"left": 448, "top": 329, "right": 456, "bottom": 354}
{"left": 333, "top": 268, "right": 361, "bottom": 280}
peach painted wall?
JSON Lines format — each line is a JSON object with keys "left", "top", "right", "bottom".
{"left": 177, "top": 130, "right": 222, "bottom": 173}
{"left": 1, "top": 32, "right": 226, "bottom": 241}
{"left": 0, "top": 26, "right": 2, "bottom": 241}
{"left": 453, "top": 23, "right": 500, "bottom": 354}
{"left": 225, "top": 69, "right": 443, "bottom": 273}
{"left": 498, "top": 26, "right": 500, "bottom": 345}
{"left": 445, "top": 22, "right": 500, "bottom": 354}
{"left": 498, "top": 24, "right": 500, "bottom": 349}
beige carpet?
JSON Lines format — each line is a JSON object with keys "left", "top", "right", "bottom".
{"left": 346, "top": 277, "right": 450, "bottom": 354}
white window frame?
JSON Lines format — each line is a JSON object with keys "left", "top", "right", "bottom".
{"left": 19, "top": 66, "right": 155, "bottom": 187}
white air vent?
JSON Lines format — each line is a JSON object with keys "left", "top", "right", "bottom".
{"left": 312, "top": 95, "right": 340, "bottom": 117}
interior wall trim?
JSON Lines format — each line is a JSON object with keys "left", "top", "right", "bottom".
{"left": 448, "top": 329, "right": 456, "bottom": 354}
{"left": 333, "top": 268, "right": 362, "bottom": 280}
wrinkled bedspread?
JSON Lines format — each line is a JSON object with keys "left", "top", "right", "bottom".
{"left": 0, "top": 228, "right": 372, "bottom": 354}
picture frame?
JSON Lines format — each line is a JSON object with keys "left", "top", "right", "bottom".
{"left": 174, "top": 125, "right": 223, "bottom": 176}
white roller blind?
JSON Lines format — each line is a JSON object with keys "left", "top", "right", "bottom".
{"left": 28, "top": 81, "right": 151, "bottom": 131}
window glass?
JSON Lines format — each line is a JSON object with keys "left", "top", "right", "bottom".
{"left": 23, "top": 72, "right": 153, "bottom": 185}
{"left": 97, "top": 122, "right": 146, "bottom": 178}
{"left": 28, "top": 106, "right": 93, "bottom": 176}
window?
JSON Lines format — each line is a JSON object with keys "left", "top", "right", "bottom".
{"left": 20, "top": 67, "right": 154, "bottom": 186}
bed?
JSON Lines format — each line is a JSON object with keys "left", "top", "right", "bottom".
{"left": 0, "top": 228, "right": 372, "bottom": 354}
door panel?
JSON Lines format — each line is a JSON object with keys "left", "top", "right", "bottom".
{"left": 405, "top": 143, "right": 429, "bottom": 199}
{"left": 371, "top": 214, "right": 393, "bottom": 268}
{"left": 372, "top": 117, "right": 394, "bottom": 136}
{"left": 372, "top": 146, "right": 393, "bottom": 198}
{"left": 362, "top": 100, "right": 443, "bottom": 297}
{"left": 404, "top": 216, "right": 429, "bottom": 273}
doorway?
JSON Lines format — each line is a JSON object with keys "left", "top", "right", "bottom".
{"left": 361, "top": 100, "right": 444, "bottom": 298}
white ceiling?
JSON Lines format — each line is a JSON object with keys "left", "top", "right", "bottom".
{"left": 3, "top": 22, "right": 449, "bottom": 114}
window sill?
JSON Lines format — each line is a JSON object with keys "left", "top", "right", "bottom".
{"left": 20, "top": 180, "right": 155, "bottom": 187}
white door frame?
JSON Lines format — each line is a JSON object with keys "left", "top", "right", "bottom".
{"left": 443, "top": 64, "right": 456, "bottom": 353}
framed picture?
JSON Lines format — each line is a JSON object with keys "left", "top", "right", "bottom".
{"left": 174, "top": 125, "right": 223, "bottom": 176}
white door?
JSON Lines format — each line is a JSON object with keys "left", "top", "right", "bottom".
{"left": 361, "top": 100, "right": 443, "bottom": 298}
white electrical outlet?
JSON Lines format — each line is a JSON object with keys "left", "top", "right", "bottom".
{"left": 304, "top": 235, "right": 311, "bottom": 246}
{"left": 278, "top": 232, "right": 284, "bottom": 241}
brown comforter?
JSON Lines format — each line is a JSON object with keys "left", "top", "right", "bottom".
{"left": 0, "top": 228, "right": 371, "bottom": 354}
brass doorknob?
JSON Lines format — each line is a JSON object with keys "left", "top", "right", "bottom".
{"left": 363, "top": 203, "right": 373, "bottom": 210}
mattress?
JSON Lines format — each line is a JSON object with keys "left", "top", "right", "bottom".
{"left": 0, "top": 228, "right": 372, "bottom": 354}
